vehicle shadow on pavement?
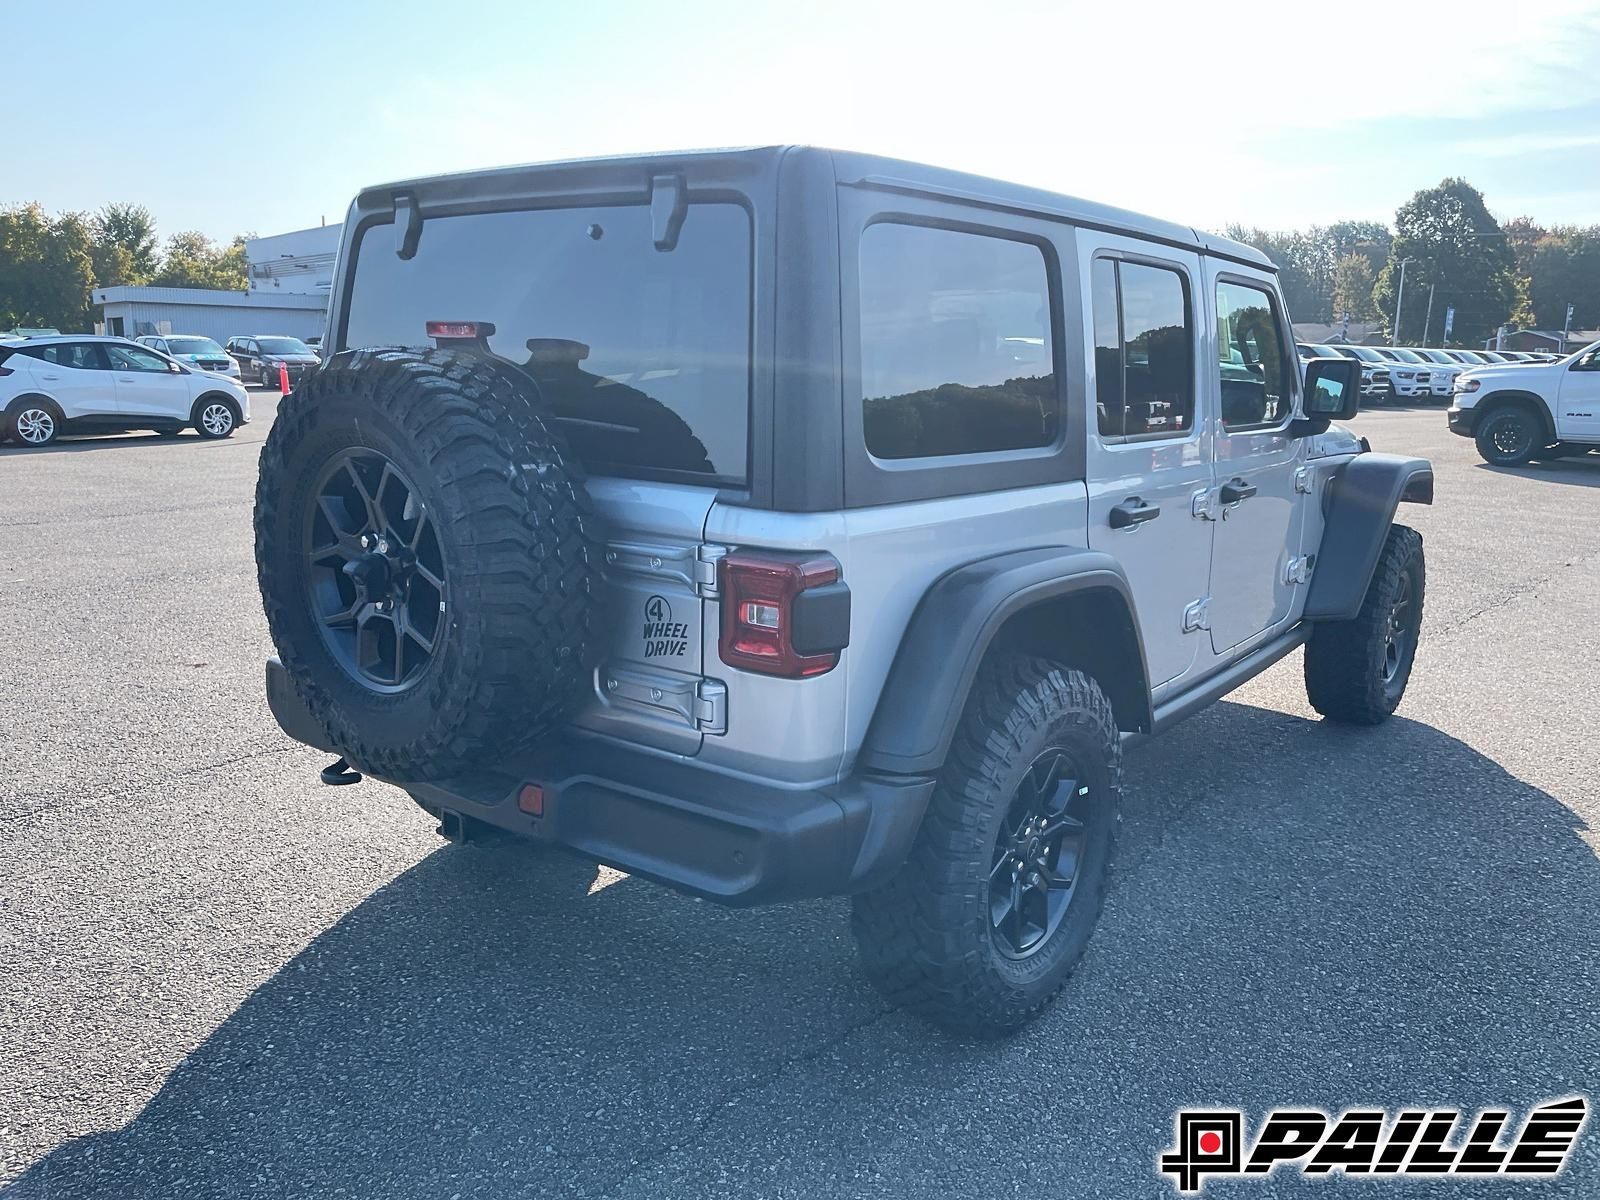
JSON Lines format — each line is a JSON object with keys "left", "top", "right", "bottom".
{"left": 0, "top": 434, "right": 226, "bottom": 456}
{"left": 1479, "top": 456, "right": 1600, "bottom": 488}
{"left": 9, "top": 704, "right": 1600, "bottom": 1199}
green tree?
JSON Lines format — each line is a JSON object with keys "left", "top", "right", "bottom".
{"left": 1374, "top": 179, "right": 1514, "bottom": 346}
{"left": 1224, "top": 224, "right": 1336, "bottom": 321}
{"left": 90, "top": 202, "right": 158, "bottom": 285}
{"left": 1327, "top": 220, "right": 1391, "bottom": 274}
{"left": 1526, "top": 227, "right": 1600, "bottom": 332}
{"left": 0, "top": 203, "right": 97, "bottom": 331}
{"left": 152, "top": 231, "right": 250, "bottom": 290}
{"left": 1331, "top": 253, "right": 1377, "bottom": 321}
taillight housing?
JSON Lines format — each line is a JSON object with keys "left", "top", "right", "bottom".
{"left": 718, "top": 552, "right": 849, "bottom": 678}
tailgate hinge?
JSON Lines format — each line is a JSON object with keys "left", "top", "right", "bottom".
{"left": 694, "top": 543, "right": 727, "bottom": 598}
{"left": 1182, "top": 597, "right": 1211, "bottom": 633}
{"left": 694, "top": 678, "right": 728, "bottom": 734}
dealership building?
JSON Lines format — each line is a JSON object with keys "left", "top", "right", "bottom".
{"left": 94, "top": 223, "right": 341, "bottom": 344}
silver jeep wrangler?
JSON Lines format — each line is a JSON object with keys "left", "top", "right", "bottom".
{"left": 257, "top": 147, "right": 1433, "bottom": 1033}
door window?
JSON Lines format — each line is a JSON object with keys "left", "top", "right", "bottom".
{"left": 858, "top": 222, "right": 1056, "bottom": 459}
{"left": 1090, "top": 259, "right": 1193, "bottom": 440}
{"left": 107, "top": 345, "right": 174, "bottom": 372}
{"left": 1215, "top": 281, "right": 1292, "bottom": 431}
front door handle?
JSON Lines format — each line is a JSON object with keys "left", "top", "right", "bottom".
{"left": 1219, "top": 477, "right": 1258, "bottom": 505}
{"left": 1109, "top": 497, "right": 1161, "bottom": 529}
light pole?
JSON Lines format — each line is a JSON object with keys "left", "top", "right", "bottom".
{"left": 1391, "top": 257, "right": 1415, "bottom": 346}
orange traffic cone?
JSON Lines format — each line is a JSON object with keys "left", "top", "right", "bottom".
{"left": 278, "top": 361, "right": 291, "bottom": 393}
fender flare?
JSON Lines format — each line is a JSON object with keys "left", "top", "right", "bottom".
{"left": 857, "top": 547, "right": 1151, "bottom": 776}
{"left": 1303, "top": 452, "right": 1433, "bottom": 622}
{"left": 1474, "top": 390, "right": 1557, "bottom": 443}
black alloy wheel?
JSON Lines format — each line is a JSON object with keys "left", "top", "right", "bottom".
{"left": 989, "top": 749, "right": 1094, "bottom": 960}
{"left": 305, "top": 447, "right": 447, "bottom": 693}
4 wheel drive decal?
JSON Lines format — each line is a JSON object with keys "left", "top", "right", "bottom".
{"left": 642, "top": 594, "right": 689, "bottom": 659}
{"left": 1159, "top": 1097, "right": 1587, "bottom": 1192}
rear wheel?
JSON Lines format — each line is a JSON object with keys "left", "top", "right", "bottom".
{"left": 852, "top": 655, "right": 1120, "bottom": 1035}
{"left": 8, "top": 402, "right": 61, "bottom": 447}
{"left": 1474, "top": 406, "right": 1539, "bottom": 465}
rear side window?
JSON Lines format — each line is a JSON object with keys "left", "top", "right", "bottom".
{"left": 1091, "top": 259, "right": 1193, "bottom": 440}
{"left": 343, "top": 202, "right": 753, "bottom": 483}
{"left": 858, "top": 223, "right": 1056, "bottom": 460}
{"left": 18, "top": 342, "right": 108, "bottom": 369}
{"left": 1215, "top": 280, "right": 1291, "bottom": 431}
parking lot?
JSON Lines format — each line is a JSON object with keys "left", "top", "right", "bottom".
{"left": 2, "top": 397, "right": 1597, "bottom": 1197}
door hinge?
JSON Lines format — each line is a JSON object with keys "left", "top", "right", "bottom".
{"left": 1283, "top": 555, "right": 1311, "bottom": 586}
{"left": 1191, "top": 489, "right": 1219, "bottom": 521}
{"left": 694, "top": 543, "right": 727, "bottom": 598}
{"left": 1182, "top": 597, "right": 1211, "bottom": 632}
{"left": 694, "top": 678, "right": 728, "bottom": 734}
{"left": 1294, "top": 466, "right": 1315, "bottom": 494}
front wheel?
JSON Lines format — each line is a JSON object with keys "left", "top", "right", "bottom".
{"left": 1304, "top": 524, "right": 1425, "bottom": 724}
{"left": 852, "top": 655, "right": 1120, "bottom": 1035}
{"left": 195, "top": 399, "right": 239, "bottom": 439}
{"left": 1474, "top": 406, "right": 1539, "bottom": 465}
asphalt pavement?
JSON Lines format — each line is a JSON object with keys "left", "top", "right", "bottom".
{"left": 2, "top": 394, "right": 1597, "bottom": 1198}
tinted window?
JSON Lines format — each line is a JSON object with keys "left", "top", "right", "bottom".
{"left": 1090, "top": 259, "right": 1193, "bottom": 440}
{"left": 107, "top": 345, "right": 172, "bottom": 372}
{"left": 345, "top": 202, "right": 752, "bottom": 482}
{"left": 20, "top": 342, "right": 107, "bottom": 369}
{"left": 258, "top": 337, "right": 311, "bottom": 355}
{"left": 1215, "top": 280, "right": 1290, "bottom": 431}
{"left": 859, "top": 223, "right": 1056, "bottom": 460}
{"left": 167, "top": 336, "right": 225, "bottom": 355}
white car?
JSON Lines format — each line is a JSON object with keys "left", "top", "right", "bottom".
{"left": 1448, "top": 340, "right": 1600, "bottom": 464}
{"left": 1396, "top": 348, "right": 1463, "bottom": 399}
{"left": 0, "top": 335, "right": 251, "bottom": 447}
{"left": 1371, "top": 347, "right": 1435, "bottom": 400}
{"left": 136, "top": 333, "right": 243, "bottom": 381}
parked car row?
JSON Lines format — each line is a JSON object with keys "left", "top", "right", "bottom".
{"left": 1296, "top": 342, "right": 1560, "bottom": 405}
{"left": 0, "top": 335, "right": 252, "bottom": 447}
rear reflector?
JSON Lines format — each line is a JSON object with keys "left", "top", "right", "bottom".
{"left": 718, "top": 552, "right": 842, "bottom": 678}
{"left": 517, "top": 784, "right": 545, "bottom": 817}
{"left": 425, "top": 320, "right": 497, "bottom": 340}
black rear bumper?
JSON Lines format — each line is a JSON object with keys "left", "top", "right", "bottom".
{"left": 265, "top": 658, "right": 933, "bottom": 906}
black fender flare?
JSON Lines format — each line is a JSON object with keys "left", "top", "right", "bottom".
{"left": 1474, "top": 391, "right": 1557, "bottom": 443}
{"left": 1303, "top": 452, "right": 1433, "bottom": 622}
{"left": 857, "top": 547, "right": 1150, "bottom": 776}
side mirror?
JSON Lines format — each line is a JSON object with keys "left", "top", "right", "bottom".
{"left": 1300, "top": 357, "right": 1360, "bottom": 424}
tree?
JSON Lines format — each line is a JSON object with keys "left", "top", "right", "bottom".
{"left": 1331, "top": 253, "right": 1377, "bottom": 321}
{"left": 90, "top": 202, "right": 158, "bottom": 285}
{"left": 0, "top": 203, "right": 97, "bottom": 331}
{"left": 1224, "top": 224, "right": 1336, "bottom": 321}
{"left": 1327, "top": 220, "right": 1391, "bottom": 274}
{"left": 1526, "top": 227, "right": 1600, "bottom": 332}
{"left": 1374, "top": 179, "right": 1514, "bottom": 346}
{"left": 151, "top": 231, "right": 249, "bottom": 290}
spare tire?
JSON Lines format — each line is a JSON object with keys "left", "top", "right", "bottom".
{"left": 254, "top": 348, "right": 604, "bottom": 780}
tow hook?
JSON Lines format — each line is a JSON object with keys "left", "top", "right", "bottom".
{"left": 320, "top": 756, "right": 363, "bottom": 786}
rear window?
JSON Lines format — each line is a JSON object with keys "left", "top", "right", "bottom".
{"left": 342, "top": 202, "right": 752, "bottom": 483}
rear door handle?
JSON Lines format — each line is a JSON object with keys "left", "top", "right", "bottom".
{"left": 1109, "top": 497, "right": 1161, "bottom": 529}
{"left": 1219, "top": 477, "right": 1258, "bottom": 505}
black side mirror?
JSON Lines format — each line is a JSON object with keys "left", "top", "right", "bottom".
{"left": 1299, "top": 357, "right": 1360, "bottom": 427}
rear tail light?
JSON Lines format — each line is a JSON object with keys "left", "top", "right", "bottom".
{"left": 426, "top": 320, "right": 497, "bottom": 344}
{"left": 718, "top": 552, "right": 849, "bottom": 678}
{"left": 0, "top": 366, "right": 12, "bottom": 377}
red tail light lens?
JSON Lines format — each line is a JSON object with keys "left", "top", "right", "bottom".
{"left": 425, "top": 320, "right": 497, "bottom": 340}
{"left": 719, "top": 552, "right": 842, "bottom": 678}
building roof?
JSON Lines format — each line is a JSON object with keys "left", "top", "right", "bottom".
{"left": 93, "top": 285, "right": 326, "bottom": 309}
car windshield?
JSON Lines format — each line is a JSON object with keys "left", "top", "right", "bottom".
{"left": 166, "top": 337, "right": 224, "bottom": 356}
{"left": 1339, "top": 345, "right": 1385, "bottom": 362}
{"left": 1387, "top": 348, "right": 1426, "bottom": 363}
{"left": 258, "top": 337, "right": 311, "bottom": 355}
{"left": 1452, "top": 350, "right": 1488, "bottom": 363}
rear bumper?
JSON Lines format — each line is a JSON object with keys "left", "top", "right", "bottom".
{"left": 265, "top": 658, "right": 933, "bottom": 906}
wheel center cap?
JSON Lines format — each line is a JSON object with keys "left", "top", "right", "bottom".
{"left": 343, "top": 551, "right": 393, "bottom": 597}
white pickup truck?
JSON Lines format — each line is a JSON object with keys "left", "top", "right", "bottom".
{"left": 1448, "top": 341, "right": 1600, "bottom": 464}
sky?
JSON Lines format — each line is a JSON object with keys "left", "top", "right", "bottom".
{"left": 5, "top": 0, "right": 1600, "bottom": 243}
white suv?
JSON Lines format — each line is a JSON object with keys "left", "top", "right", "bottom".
{"left": 0, "top": 335, "right": 250, "bottom": 447}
